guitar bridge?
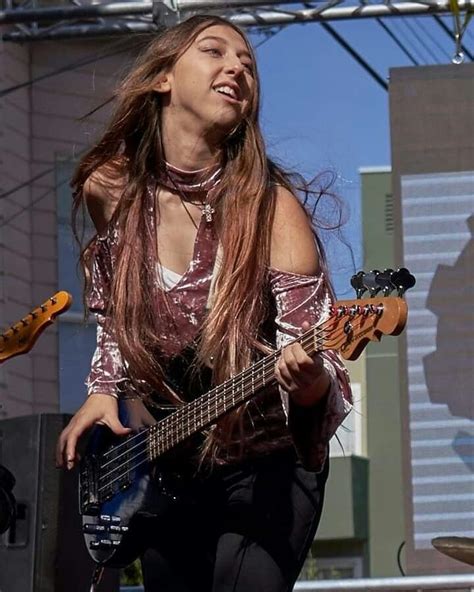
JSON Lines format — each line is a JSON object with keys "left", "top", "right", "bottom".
{"left": 79, "top": 455, "right": 100, "bottom": 515}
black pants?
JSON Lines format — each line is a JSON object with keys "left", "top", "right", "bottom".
{"left": 138, "top": 448, "right": 329, "bottom": 592}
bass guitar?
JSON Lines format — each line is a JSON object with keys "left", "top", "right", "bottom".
{"left": 79, "top": 268, "right": 415, "bottom": 567}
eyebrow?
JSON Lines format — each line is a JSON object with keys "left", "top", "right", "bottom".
{"left": 197, "top": 35, "right": 253, "bottom": 61}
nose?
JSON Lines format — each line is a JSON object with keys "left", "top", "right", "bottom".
{"left": 223, "top": 58, "right": 244, "bottom": 77}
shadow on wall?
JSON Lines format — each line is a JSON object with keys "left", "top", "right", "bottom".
{"left": 423, "top": 214, "right": 474, "bottom": 471}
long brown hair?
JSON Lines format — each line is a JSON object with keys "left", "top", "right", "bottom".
{"left": 72, "top": 15, "right": 333, "bottom": 461}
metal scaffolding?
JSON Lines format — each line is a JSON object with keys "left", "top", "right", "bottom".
{"left": 0, "top": 0, "right": 472, "bottom": 41}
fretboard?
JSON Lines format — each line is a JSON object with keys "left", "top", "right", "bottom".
{"left": 146, "top": 324, "right": 327, "bottom": 461}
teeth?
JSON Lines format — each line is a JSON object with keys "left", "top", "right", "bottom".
{"left": 214, "top": 85, "right": 237, "bottom": 99}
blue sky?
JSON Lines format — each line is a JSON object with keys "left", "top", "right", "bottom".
{"left": 248, "top": 16, "right": 472, "bottom": 295}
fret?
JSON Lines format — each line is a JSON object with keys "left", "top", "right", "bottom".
{"left": 164, "top": 418, "right": 171, "bottom": 453}
{"left": 147, "top": 430, "right": 152, "bottom": 461}
{"left": 222, "top": 386, "right": 227, "bottom": 414}
{"left": 184, "top": 406, "right": 191, "bottom": 439}
{"left": 169, "top": 424, "right": 175, "bottom": 451}
{"left": 152, "top": 428, "right": 158, "bottom": 460}
{"left": 152, "top": 426, "right": 161, "bottom": 458}
{"left": 156, "top": 429, "right": 161, "bottom": 458}
{"left": 177, "top": 414, "right": 182, "bottom": 445}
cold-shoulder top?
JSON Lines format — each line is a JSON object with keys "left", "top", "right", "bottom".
{"left": 85, "top": 186, "right": 352, "bottom": 471}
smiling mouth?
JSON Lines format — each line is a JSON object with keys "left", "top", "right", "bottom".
{"left": 213, "top": 85, "right": 240, "bottom": 102}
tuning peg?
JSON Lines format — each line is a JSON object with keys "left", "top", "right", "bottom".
{"left": 363, "top": 270, "right": 381, "bottom": 297}
{"left": 375, "top": 268, "right": 395, "bottom": 296}
{"left": 350, "top": 271, "right": 367, "bottom": 299}
{"left": 390, "top": 268, "right": 416, "bottom": 296}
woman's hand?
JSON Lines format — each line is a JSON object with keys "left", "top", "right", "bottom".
{"left": 275, "top": 322, "right": 331, "bottom": 407}
{"left": 56, "top": 394, "right": 132, "bottom": 470}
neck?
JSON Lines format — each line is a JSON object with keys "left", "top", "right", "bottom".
{"left": 160, "top": 114, "right": 223, "bottom": 171}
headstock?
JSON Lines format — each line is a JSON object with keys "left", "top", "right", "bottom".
{"left": 319, "top": 268, "right": 415, "bottom": 361}
{"left": 0, "top": 291, "right": 73, "bottom": 363}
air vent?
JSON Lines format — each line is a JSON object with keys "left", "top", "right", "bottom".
{"left": 385, "top": 193, "right": 394, "bottom": 233}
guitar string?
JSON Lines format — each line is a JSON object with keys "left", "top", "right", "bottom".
{"left": 96, "top": 321, "right": 358, "bottom": 493}
{"left": 99, "top": 299, "right": 380, "bottom": 469}
{"left": 99, "top": 310, "right": 344, "bottom": 464}
{"left": 97, "top": 303, "right": 385, "bottom": 490}
{"left": 97, "top": 326, "right": 355, "bottom": 494}
{"left": 97, "top": 321, "right": 340, "bottom": 488}
{"left": 98, "top": 318, "right": 334, "bottom": 472}
{"left": 96, "top": 309, "right": 370, "bottom": 490}
{"left": 96, "top": 308, "right": 374, "bottom": 490}
{"left": 103, "top": 302, "right": 366, "bottom": 467}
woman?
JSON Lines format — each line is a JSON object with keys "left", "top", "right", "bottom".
{"left": 57, "top": 15, "right": 352, "bottom": 591}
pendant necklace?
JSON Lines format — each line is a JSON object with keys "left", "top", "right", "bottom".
{"left": 158, "top": 161, "right": 222, "bottom": 227}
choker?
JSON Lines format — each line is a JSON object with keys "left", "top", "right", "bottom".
{"left": 157, "top": 161, "right": 222, "bottom": 194}
{"left": 156, "top": 161, "right": 222, "bottom": 225}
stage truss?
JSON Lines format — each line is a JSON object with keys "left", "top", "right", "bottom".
{"left": 0, "top": 0, "right": 472, "bottom": 41}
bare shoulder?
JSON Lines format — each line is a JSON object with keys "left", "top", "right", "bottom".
{"left": 83, "top": 161, "right": 127, "bottom": 233}
{"left": 270, "top": 185, "right": 319, "bottom": 275}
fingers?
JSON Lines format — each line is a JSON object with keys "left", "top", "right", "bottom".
{"left": 55, "top": 395, "right": 131, "bottom": 470}
{"left": 106, "top": 416, "right": 132, "bottom": 437}
{"left": 56, "top": 413, "right": 94, "bottom": 470}
{"left": 275, "top": 342, "right": 324, "bottom": 393}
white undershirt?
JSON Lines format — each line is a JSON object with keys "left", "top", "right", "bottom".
{"left": 156, "top": 263, "right": 183, "bottom": 291}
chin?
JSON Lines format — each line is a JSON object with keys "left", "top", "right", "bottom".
{"left": 206, "top": 113, "right": 244, "bottom": 142}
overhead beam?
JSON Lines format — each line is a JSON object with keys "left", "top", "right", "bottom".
{"left": 0, "top": 0, "right": 302, "bottom": 25}
{"left": 2, "top": 0, "right": 473, "bottom": 41}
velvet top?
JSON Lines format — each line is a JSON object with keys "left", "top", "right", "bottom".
{"left": 85, "top": 184, "right": 352, "bottom": 471}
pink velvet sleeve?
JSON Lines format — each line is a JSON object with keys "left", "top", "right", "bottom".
{"left": 84, "top": 236, "right": 128, "bottom": 398}
{"left": 269, "top": 268, "right": 353, "bottom": 471}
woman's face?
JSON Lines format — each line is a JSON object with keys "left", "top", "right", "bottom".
{"left": 158, "top": 24, "right": 256, "bottom": 136}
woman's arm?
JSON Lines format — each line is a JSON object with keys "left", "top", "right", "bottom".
{"left": 56, "top": 168, "right": 129, "bottom": 470}
{"left": 270, "top": 186, "right": 332, "bottom": 406}
{"left": 270, "top": 186, "right": 352, "bottom": 470}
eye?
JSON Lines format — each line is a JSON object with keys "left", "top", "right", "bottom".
{"left": 242, "top": 62, "right": 254, "bottom": 75}
{"left": 202, "top": 47, "right": 223, "bottom": 57}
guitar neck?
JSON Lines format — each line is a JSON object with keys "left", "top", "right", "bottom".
{"left": 138, "top": 295, "right": 407, "bottom": 464}
{"left": 146, "top": 324, "right": 326, "bottom": 461}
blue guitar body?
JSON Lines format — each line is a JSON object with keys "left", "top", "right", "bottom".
{"left": 79, "top": 397, "right": 187, "bottom": 568}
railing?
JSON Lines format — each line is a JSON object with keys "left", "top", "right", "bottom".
{"left": 121, "top": 574, "right": 474, "bottom": 592}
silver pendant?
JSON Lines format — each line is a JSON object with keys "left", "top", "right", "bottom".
{"left": 201, "top": 204, "right": 215, "bottom": 223}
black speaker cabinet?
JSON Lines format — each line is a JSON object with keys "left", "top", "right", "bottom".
{"left": 0, "top": 414, "right": 119, "bottom": 592}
